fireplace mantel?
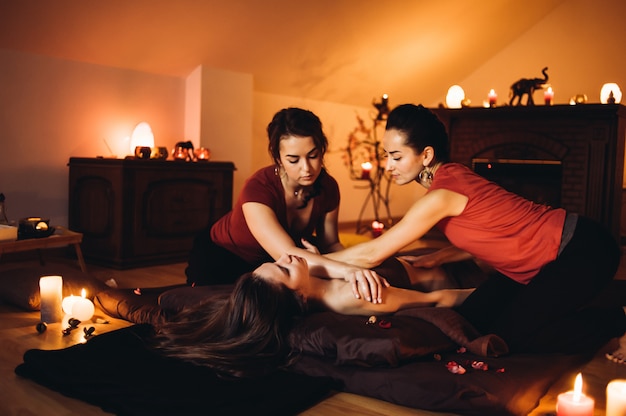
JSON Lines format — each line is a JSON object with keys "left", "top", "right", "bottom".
{"left": 433, "top": 104, "right": 626, "bottom": 242}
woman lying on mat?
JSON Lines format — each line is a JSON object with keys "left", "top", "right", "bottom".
{"left": 154, "top": 254, "right": 474, "bottom": 378}
{"left": 324, "top": 103, "right": 626, "bottom": 356}
{"left": 186, "top": 106, "right": 386, "bottom": 303}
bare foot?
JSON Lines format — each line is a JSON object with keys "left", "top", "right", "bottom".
{"left": 606, "top": 308, "right": 626, "bottom": 364}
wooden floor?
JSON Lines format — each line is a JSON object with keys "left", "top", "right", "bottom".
{"left": 0, "top": 245, "right": 625, "bottom": 416}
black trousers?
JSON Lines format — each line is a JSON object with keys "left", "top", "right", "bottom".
{"left": 456, "top": 216, "right": 626, "bottom": 353}
{"left": 185, "top": 226, "right": 264, "bottom": 286}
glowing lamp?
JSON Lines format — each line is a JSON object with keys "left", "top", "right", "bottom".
{"left": 129, "top": 122, "right": 155, "bottom": 154}
{"left": 445, "top": 85, "right": 465, "bottom": 109}
{"left": 601, "top": 83, "right": 622, "bottom": 104}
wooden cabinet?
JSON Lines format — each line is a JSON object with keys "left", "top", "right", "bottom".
{"left": 433, "top": 104, "right": 626, "bottom": 242}
{"left": 68, "top": 157, "right": 235, "bottom": 268}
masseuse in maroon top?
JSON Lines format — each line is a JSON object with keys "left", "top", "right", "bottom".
{"left": 327, "top": 103, "right": 626, "bottom": 354}
{"left": 186, "top": 107, "right": 387, "bottom": 303}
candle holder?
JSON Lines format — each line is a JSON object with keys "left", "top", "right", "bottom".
{"left": 343, "top": 96, "right": 394, "bottom": 234}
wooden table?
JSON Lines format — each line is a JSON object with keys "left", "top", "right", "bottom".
{"left": 0, "top": 226, "right": 87, "bottom": 272}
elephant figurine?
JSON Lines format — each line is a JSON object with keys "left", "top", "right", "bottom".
{"left": 509, "top": 67, "right": 549, "bottom": 106}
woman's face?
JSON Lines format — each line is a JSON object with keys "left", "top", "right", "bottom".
{"left": 383, "top": 128, "right": 424, "bottom": 186}
{"left": 279, "top": 135, "right": 323, "bottom": 187}
{"left": 255, "top": 254, "right": 311, "bottom": 294}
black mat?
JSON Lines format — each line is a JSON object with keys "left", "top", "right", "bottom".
{"left": 15, "top": 324, "right": 334, "bottom": 416}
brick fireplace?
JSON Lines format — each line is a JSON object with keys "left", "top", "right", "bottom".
{"left": 433, "top": 104, "right": 626, "bottom": 242}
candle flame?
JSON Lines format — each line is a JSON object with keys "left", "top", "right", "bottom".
{"left": 573, "top": 372, "right": 583, "bottom": 401}
{"left": 81, "top": 288, "right": 87, "bottom": 298}
{"left": 372, "top": 220, "right": 384, "bottom": 230}
{"left": 361, "top": 161, "right": 373, "bottom": 170}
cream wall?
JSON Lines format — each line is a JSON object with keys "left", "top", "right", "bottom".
{"left": 0, "top": 48, "right": 185, "bottom": 226}
{"left": 1, "top": 0, "right": 625, "bottom": 229}
{"left": 453, "top": 0, "right": 626, "bottom": 109}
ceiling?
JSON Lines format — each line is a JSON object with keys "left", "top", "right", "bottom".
{"left": 0, "top": 0, "right": 567, "bottom": 107}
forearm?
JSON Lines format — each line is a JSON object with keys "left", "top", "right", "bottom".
{"left": 337, "top": 286, "right": 439, "bottom": 316}
{"left": 285, "top": 246, "right": 355, "bottom": 279}
{"left": 335, "top": 286, "right": 474, "bottom": 316}
{"left": 324, "top": 242, "right": 383, "bottom": 269}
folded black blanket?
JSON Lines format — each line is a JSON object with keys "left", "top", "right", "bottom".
{"left": 15, "top": 324, "right": 334, "bottom": 416}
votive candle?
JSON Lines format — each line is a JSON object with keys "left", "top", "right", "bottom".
{"left": 71, "top": 289, "right": 95, "bottom": 322}
{"left": 557, "top": 373, "right": 594, "bottom": 416}
{"left": 62, "top": 294, "right": 79, "bottom": 315}
{"left": 488, "top": 89, "right": 497, "bottom": 107}
{"left": 39, "top": 275, "right": 63, "bottom": 323}
{"left": 371, "top": 220, "right": 384, "bottom": 238}
{"left": 607, "top": 379, "right": 626, "bottom": 416}
{"left": 545, "top": 87, "right": 554, "bottom": 105}
{"left": 361, "top": 162, "right": 373, "bottom": 180}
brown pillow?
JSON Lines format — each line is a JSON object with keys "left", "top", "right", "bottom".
{"left": 290, "top": 311, "right": 455, "bottom": 367}
{"left": 0, "top": 264, "right": 107, "bottom": 311}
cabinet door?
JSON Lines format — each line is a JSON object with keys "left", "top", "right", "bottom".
{"left": 130, "top": 167, "right": 233, "bottom": 258}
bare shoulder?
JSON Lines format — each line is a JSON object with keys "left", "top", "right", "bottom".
{"left": 314, "top": 279, "right": 362, "bottom": 315}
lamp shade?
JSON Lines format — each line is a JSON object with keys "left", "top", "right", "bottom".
{"left": 600, "top": 83, "right": 622, "bottom": 104}
{"left": 129, "top": 122, "right": 155, "bottom": 153}
{"left": 446, "top": 85, "right": 465, "bottom": 109}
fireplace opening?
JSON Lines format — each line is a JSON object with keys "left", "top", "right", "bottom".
{"left": 472, "top": 158, "right": 562, "bottom": 208}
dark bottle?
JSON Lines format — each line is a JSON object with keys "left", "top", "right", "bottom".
{"left": 0, "top": 193, "right": 9, "bottom": 225}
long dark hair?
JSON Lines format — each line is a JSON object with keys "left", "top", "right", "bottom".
{"left": 385, "top": 104, "right": 450, "bottom": 164}
{"left": 153, "top": 272, "right": 306, "bottom": 378}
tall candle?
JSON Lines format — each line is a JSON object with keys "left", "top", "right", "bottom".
{"left": 39, "top": 275, "right": 63, "bottom": 323}
{"left": 557, "top": 373, "right": 594, "bottom": 416}
{"left": 607, "top": 379, "right": 626, "bottom": 416}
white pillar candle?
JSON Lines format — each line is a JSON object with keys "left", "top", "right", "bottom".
{"left": 39, "top": 275, "right": 63, "bottom": 323}
{"left": 607, "top": 379, "right": 626, "bottom": 416}
{"left": 71, "top": 288, "right": 94, "bottom": 322}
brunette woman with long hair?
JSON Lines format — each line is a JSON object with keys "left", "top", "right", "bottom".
{"left": 155, "top": 254, "right": 472, "bottom": 378}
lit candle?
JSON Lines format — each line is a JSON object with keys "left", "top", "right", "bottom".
{"left": 39, "top": 275, "right": 63, "bottom": 323}
{"left": 71, "top": 289, "right": 95, "bottom": 322}
{"left": 361, "top": 162, "right": 373, "bottom": 180}
{"left": 371, "top": 220, "right": 384, "bottom": 238}
{"left": 62, "top": 294, "right": 79, "bottom": 315}
{"left": 607, "top": 379, "right": 626, "bottom": 416}
{"left": 557, "top": 373, "right": 594, "bottom": 416}
{"left": 488, "top": 89, "right": 497, "bottom": 107}
{"left": 545, "top": 87, "right": 554, "bottom": 105}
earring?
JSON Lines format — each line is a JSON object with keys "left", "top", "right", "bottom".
{"left": 274, "top": 165, "right": 280, "bottom": 176}
{"left": 418, "top": 168, "right": 433, "bottom": 184}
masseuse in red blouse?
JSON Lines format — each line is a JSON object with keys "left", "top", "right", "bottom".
{"left": 186, "top": 107, "right": 387, "bottom": 302}
{"left": 326, "top": 103, "right": 626, "bottom": 354}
